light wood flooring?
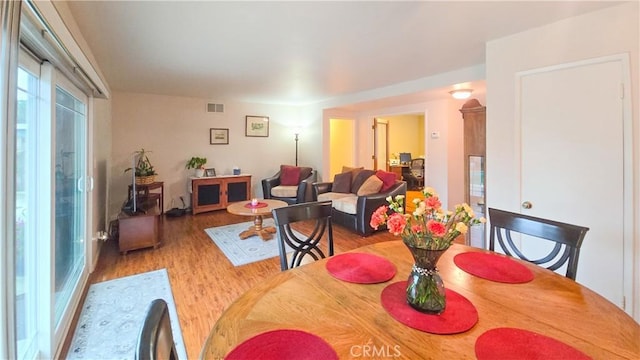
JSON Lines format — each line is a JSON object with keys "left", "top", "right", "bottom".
{"left": 61, "top": 210, "right": 398, "bottom": 359}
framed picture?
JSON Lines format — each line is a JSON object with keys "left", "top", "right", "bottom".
{"left": 205, "top": 168, "right": 216, "bottom": 177}
{"left": 245, "top": 115, "right": 269, "bottom": 137}
{"left": 210, "top": 128, "right": 229, "bottom": 145}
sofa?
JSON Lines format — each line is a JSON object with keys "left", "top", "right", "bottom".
{"left": 313, "top": 168, "right": 407, "bottom": 236}
{"left": 262, "top": 165, "right": 317, "bottom": 205}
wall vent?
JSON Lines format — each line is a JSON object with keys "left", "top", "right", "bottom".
{"left": 207, "top": 103, "right": 224, "bottom": 113}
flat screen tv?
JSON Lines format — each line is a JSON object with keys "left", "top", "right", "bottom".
{"left": 399, "top": 152, "right": 412, "bottom": 165}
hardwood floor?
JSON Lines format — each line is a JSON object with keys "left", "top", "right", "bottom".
{"left": 61, "top": 210, "right": 398, "bottom": 359}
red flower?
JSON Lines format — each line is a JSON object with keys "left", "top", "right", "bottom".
{"left": 427, "top": 220, "right": 446, "bottom": 237}
{"left": 386, "top": 213, "right": 407, "bottom": 236}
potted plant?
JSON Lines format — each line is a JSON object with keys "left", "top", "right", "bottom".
{"left": 125, "top": 148, "right": 158, "bottom": 184}
{"left": 186, "top": 156, "right": 207, "bottom": 177}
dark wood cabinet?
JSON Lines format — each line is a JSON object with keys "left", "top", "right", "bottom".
{"left": 191, "top": 175, "right": 251, "bottom": 214}
{"left": 117, "top": 209, "right": 160, "bottom": 254}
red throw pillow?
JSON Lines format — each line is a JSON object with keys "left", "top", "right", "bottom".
{"left": 280, "top": 165, "right": 301, "bottom": 186}
{"left": 376, "top": 170, "right": 397, "bottom": 192}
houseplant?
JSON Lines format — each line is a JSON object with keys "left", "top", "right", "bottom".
{"left": 125, "top": 148, "right": 157, "bottom": 184}
{"left": 186, "top": 156, "right": 207, "bottom": 177}
{"left": 370, "top": 187, "right": 484, "bottom": 313}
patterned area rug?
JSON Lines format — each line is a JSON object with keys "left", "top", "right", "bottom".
{"left": 67, "top": 269, "right": 187, "bottom": 360}
{"left": 205, "top": 219, "right": 295, "bottom": 266}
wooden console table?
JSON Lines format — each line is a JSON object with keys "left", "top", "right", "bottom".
{"left": 191, "top": 175, "right": 251, "bottom": 214}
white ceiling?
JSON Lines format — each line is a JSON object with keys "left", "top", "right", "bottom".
{"left": 65, "top": 1, "right": 622, "bottom": 108}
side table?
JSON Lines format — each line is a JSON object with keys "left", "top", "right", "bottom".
{"left": 128, "top": 181, "right": 164, "bottom": 214}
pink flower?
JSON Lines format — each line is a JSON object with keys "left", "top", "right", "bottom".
{"left": 411, "top": 224, "right": 423, "bottom": 233}
{"left": 386, "top": 213, "right": 407, "bottom": 236}
{"left": 427, "top": 220, "right": 446, "bottom": 237}
{"left": 424, "top": 196, "right": 442, "bottom": 210}
{"left": 370, "top": 206, "right": 388, "bottom": 230}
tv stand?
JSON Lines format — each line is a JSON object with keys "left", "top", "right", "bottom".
{"left": 191, "top": 175, "right": 251, "bottom": 214}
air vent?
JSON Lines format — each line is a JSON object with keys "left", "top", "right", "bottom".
{"left": 207, "top": 103, "right": 224, "bottom": 113}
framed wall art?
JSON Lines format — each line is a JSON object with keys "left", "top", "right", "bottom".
{"left": 245, "top": 115, "right": 269, "bottom": 137}
{"left": 210, "top": 128, "right": 229, "bottom": 145}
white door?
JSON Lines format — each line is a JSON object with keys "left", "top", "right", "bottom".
{"left": 518, "top": 56, "right": 628, "bottom": 308}
{"left": 374, "top": 118, "right": 388, "bottom": 171}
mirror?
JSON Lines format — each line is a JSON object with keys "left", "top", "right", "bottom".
{"left": 469, "top": 155, "right": 485, "bottom": 247}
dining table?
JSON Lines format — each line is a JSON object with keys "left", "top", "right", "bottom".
{"left": 200, "top": 240, "right": 639, "bottom": 359}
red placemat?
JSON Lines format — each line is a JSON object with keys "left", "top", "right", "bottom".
{"left": 380, "top": 281, "right": 478, "bottom": 334}
{"left": 226, "top": 329, "right": 338, "bottom": 360}
{"left": 454, "top": 252, "right": 534, "bottom": 283}
{"left": 475, "top": 327, "right": 592, "bottom": 360}
{"left": 244, "top": 201, "right": 268, "bottom": 208}
{"left": 326, "top": 253, "right": 396, "bottom": 284}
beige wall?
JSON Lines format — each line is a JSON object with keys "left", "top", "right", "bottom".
{"left": 90, "top": 98, "right": 112, "bottom": 266}
{"left": 109, "top": 92, "right": 316, "bottom": 220}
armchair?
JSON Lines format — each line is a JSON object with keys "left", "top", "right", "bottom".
{"left": 262, "top": 165, "right": 317, "bottom": 205}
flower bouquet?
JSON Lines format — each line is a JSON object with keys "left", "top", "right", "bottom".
{"left": 370, "top": 187, "right": 484, "bottom": 313}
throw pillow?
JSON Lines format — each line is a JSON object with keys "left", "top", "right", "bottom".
{"left": 280, "top": 165, "right": 301, "bottom": 186}
{"left": 351, "top": 169, "right": 376, "bottom": 194}
{"left": 357, "top": 175, "right": 383, "bottom": 196}
{"left": 342, "top": 166, "right": 364, "bottom": 187}
{"left": 376, "top": 170, "right": 397, "bottom": 192}
{"left": 332, "top": 172, "right": 352, "bottom": 193}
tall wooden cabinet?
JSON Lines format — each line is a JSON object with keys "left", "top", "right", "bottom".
{"left": 460, "top": 99, "right": 486, "bottom": 246}
{"left": 191, "top": 175, "right": 251, "bottom": 214}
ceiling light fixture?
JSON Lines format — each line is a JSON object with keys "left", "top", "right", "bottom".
{"left": 449, "top": 89, "right": 473, "bottom": 100}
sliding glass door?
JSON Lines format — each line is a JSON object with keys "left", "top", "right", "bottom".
{"left": 14, "top": 54, "right": 90, "bottom": 359}
{"left": 15, "top": 55, "right": 39, "bottom": 360}
{"left": 53, "top": 83, "right": 87, "bottom": 328}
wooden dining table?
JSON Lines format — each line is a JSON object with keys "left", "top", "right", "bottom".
{"left": 200, "top": 241, "right": 639, "bottom": 359}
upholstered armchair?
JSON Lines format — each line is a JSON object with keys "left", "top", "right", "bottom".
{"left": 262, "top": 165, "right": 317, "bottom": 205}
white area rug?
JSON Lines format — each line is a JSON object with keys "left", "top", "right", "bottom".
{"left": 205, "top": 219, "right": 295, "bottom": 266}
{"left": 67, "top": 269, "right": 187, "bottom": 360}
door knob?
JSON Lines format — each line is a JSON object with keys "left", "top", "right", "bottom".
{"left": 522, "top": 201, "right": 532, "bottom": 209}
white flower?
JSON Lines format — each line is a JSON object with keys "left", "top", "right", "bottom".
{"left": 455, "top": 222, "right": 468, "bottom": 234}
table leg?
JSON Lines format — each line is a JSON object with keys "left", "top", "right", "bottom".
{"left": 238, "top": 215, "right": 278, "bottom": 241}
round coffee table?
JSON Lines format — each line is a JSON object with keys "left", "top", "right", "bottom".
{"left": 226, "top": 199, "right": 288, "bottom": 240}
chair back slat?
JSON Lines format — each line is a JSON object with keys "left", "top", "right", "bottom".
{"left": 488, "top": 208, "right": 589, "bottom": 280}
{"left": 272, "top": 201, "right": 334, "bottom": 271}
{"left": 136, "top": 299, "right": 178, "bottom": 360}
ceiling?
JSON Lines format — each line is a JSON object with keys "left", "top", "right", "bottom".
{"left": 65, "top": 1, "right": 622, "bottom": 108}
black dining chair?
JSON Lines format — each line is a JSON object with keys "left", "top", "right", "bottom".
{"left": 488, "top": 208, "right": 589, "bottom": 280}
{"left": 272, "top": 201, "right": 334, "bottom": 271}
{"left": 136, "top": 298, "right": 178, "bottom": 360}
